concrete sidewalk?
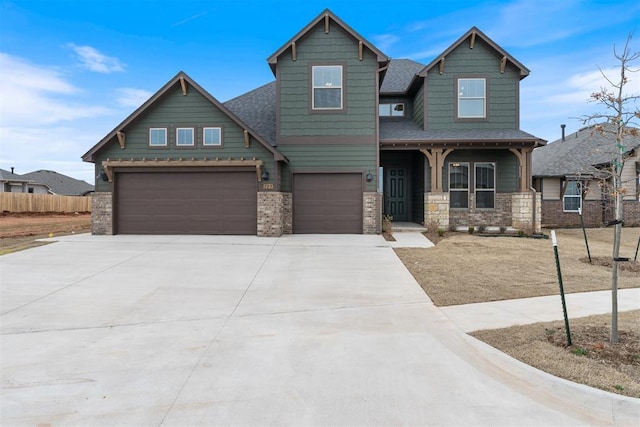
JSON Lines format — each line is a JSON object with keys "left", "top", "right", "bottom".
{"left": 1, "top": 234, "right": 638, "bottom": 426}
{"left": 441, "top": 288, "right": 640, "bottom": 332}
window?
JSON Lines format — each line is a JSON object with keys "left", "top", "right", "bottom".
{"left": 312, "top": 65, "right": 343, "bottom": 109}
{"left": 458, "top": 78, "right": 486, "bottom": 118}
{"left": 149, "top": 128, "right": 167, "bottom": 146}
{"left": 379, "top": 103, "right": 405, "bottom": 117}
{"left": 475, "top": 163, "right": 495, "bottom": 209}
{"left": 203, "top": 127, "right": 222, "bottom": 146}
{"left": 176, "top": 128, "right": 194, "bottom": 146}
{"left": 449, "top": 162, "right": 469, "bottom": 208}
{"left": 563, "top": 181, "right": 582, "bottom": 212}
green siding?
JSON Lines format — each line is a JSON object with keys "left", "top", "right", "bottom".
{"left": 93, "top": 85, "right": 276, "bottom": 191}
{"left": 279, "top": 144, "right": 377, "bottom": 192}
{"left": 443, "top": 150, "right": 517, "bottom": 192}
{"left": 426, "top": 38, "right": 520, "bottom": 130}
{"left": 278, "top": 22, "right": 378, "bottom": 137}
{"left": 412, "top": 85, "right": 424, "bottom": 128}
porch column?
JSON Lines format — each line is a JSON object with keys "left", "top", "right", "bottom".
{"left": 420, "top": 148, "right": 453, "bottom": 192}
{"left": 509, "top": 148, "right": 533, "bottom": 192}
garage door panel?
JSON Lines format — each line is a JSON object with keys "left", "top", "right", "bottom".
{"left": 293, "top": 173, "right": 362, "bottom": 234}
{"left": 116, "top": 171, "right": 257, "bottom": 235}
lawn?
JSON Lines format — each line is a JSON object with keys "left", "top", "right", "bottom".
{"left": 395, "top": 227, "right": 640, "bottom": 398}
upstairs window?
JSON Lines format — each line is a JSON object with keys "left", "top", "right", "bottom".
{"left": 458, "top": 78, "right": 486, "bottom": 118}
{"left": 475, "top": 163, "right": 495, "bottom": 209}
{"left": 203, "top": 127, "right": 222, "bottom": 146}
{"left": 312, "top": 65, "right": 343, "bottom": 110}
{"left": 176, "top": 128, "right": 194, "bottom": 146}
{"left": 379, "top": 103, "right": 405, "bottom": 117}
{"left": 563, "top": 181, "right": 582, "bottom": 212}
{"left": 449, "top": 162, "right": 469, "bottom": 209}
{"left": 149, "top": 128, "right": 167, "bottom": 147}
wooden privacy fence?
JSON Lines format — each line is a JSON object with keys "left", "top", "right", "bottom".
{"left": 0, "top": 193, "right": 92, "bottom": 213}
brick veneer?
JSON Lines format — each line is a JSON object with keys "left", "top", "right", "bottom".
{"left": 257, "top": 191, "right": 285, "bottom": 237}
{"left": 542, "top": 199, "right": 639, "bottom": 227}
{"left": 449, "top": 193, "right": 512, "bottom": 228}
{"left": 91, "top": 192, "right": 112, "bottom": 235}
{"left": 363, "top": 192, "right": 381, "bottom": 234}
{"left": 424, "top": 192, "right": 450, "bottom": 228}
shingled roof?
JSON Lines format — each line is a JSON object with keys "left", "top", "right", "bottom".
{"left": 224, "top": 82, "right": 277, "bottom": 146}
{"left": 380, "top": 59, "right": 424, "bottom": 94}
{"left": 20, "top": 170, "right": 94, "bottom": 195}
{"left": 532, "top": 123, "right": 640, "bottom": 177}
{"left": 380, "top": 120, "right": 542, "bottom": 143}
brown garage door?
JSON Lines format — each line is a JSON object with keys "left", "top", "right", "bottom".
{"left": 115, "top": 171, "right": 257, "bottom": 234}
{"left": 293, "top": 173, "right": 362, "bottom": 234}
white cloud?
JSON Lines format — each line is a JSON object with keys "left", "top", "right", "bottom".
{"left": 116, "top": 87, "right": 152, "bottom": 107}
{"left": 371, "top": 34, "right": 400, "bottom": 53}
{"left": 0, "top": 53, "right": 111, "bottom": 126}
{"left": 67, "top": 43, "right": 125, "bottom": 73}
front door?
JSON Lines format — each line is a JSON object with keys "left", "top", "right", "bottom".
{"left": 385, "top": 168, "right": 408, "bottom": 221}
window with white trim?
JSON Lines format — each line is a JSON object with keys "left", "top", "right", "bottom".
{"left": 449, "top": 162, "right": 469, "bottom": 208}
{"left": 563, "top": 181, "right": 582, "bottom": 212}
{"left": 379, "top": 103, "right": 404, "bottom": 117}
{"left": 312, "top": 65, "right": 343, "bottom": 109}
{"left": 149, "top": 128, "right": 167, "bottom": 146}
{"left": 176, "top": 128, "right": 194, "bottom": 146}
{"left": 475, "top": 162, "right": 495, "bottom": 209}
{"left": 458, "top": 78, "right": 486, "bottom": 118}
{"left": 203, "top": 127, "right": 222, "bottom": 146}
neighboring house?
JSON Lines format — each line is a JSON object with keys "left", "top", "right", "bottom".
{"left": 82, "top": 9, "right": 545, "bottom": 236}
{"left": 0, "top": 168, "right": 32, "bottom": 193}
{"left": 20, "top": 170, "right": 94, "bottom": 196}
{"left": 532, "top": 123, "right": 640, "bottom": 227}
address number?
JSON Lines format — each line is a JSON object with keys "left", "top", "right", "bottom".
{"left": 263, "top": 183, "right": 274, "bottom": 190}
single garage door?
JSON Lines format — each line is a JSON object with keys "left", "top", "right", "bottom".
{"left": 116, "top": 171, "right": 257, "bottom": 234}
{"left": 293, "top": 173, "right": 362, "bottom": 234}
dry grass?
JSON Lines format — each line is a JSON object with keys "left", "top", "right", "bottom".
{"left": 396, "top": 228, "right": 640, "bottom": 306}
{"left": 471, "top": 310, "right": 640, "bottom": 398}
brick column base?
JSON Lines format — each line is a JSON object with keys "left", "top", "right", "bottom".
{"left": 424, "top": 192, "right": 450, "bottom": 229}
{"left": 91, "top": 192, "right": 113, "bottom": 235}
{"left": 512, "top": 192, "right": 541, "bottom": 233}
{"left": 363, "top": 192, "right": 381, "bottom": 234}
{"left": 257, "top": 192, "right": 286, "bottom": 237}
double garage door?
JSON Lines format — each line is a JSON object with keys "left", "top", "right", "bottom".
{"left": 114, "top": 171, "right": 363, "bottom": 235}
{"left": 115, "top": 171, "right": 257, "bottom": 235}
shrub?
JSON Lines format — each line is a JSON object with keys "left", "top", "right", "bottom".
{"left": 468, "top": 226, "right": 475, "bottom": 234}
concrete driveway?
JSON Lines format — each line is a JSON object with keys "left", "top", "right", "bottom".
{"left": 1, "top": 234, "right": 638, "bottom": 426}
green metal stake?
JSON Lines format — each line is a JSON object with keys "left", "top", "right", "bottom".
{"left": 551, "top": 230, "right": 572, "bottom": 346}
{"left": 578, "top": 207, "right": 591, "bottom": 263}
{"left": 634, "top": 234, "right": 639, "bottom": 262}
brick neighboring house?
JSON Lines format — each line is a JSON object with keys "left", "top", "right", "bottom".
{"left": 82, "top": 9, "right": 545, "bottom": 236}
{"left": 532, "top": 123, "right": 640, "bottom": 227}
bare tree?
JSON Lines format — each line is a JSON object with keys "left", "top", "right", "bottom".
{"left": 583, "top": 33, "right": 640, "bottom": 343}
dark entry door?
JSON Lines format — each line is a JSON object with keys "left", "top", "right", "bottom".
{"left": 385, "top": 168, "right": 408, "bottom": 221}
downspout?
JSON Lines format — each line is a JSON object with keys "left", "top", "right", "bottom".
{"left": 530, "top": 185, "right": 538, "bottom": 234}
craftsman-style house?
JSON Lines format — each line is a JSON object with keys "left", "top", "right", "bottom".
{"left": 83, "top": 9, "right": 545, "bottom": 236}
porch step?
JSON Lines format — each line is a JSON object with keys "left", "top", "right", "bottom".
{"left": 391, "top": 222, "right": 427, "bottom": 232}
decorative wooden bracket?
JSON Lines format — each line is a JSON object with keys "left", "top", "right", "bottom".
{"left": 420, "top": 148, "right": 453, "bottom": 192}
{"left": 358, "top": 41, "right": 363, "bottom": 61}
{"left": 179, "top": 77, "right": 187, "bottom": 96}
{"left": 256, "top": 164, "right": 263, "bottom": 182}
{"left": 291, "top": 42, "right": 296, "bottom": 61}
{"left": 244, "top": 130, "right": 250, "bottom": 148}
{"left": 439, "top": 57, "right": 445, "bottom": 75}
{"left": 324, "top": 13, "right": 330, "bottom": 33}
{"left": 509, "top": 148, "right": 533, "bottom": 192}
{"left": 500, "top": 56, "right": 507, "bottom": 73}
{"left": 470, "top": 30, "right": 476, "bottom": 49}
{"left": 116, "top": 131, "right": 125, "bottom": 149}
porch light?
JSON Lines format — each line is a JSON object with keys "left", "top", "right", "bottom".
{"left": 261, "top": 170, "right": 269, "bottom": 181}
{"left": 366, "top": 171, "right": 374, "bottom": 182}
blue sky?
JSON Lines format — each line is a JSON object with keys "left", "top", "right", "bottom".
{"left": 1, "top": 0, "right": 639, "bottom": 184}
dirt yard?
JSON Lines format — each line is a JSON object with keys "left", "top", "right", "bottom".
{"left": 0, "top": 212, "right": 91, "bottom": 255}
{"left": 397, "top": 228, "right": 640, "bottom": 306}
